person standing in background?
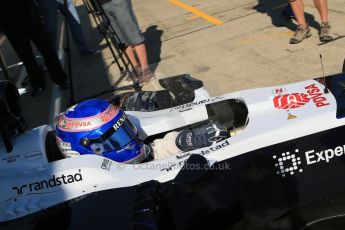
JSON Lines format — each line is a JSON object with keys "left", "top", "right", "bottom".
{"left": 37, "top": 0, "right": 100, "bottom": 56}
{"left": 100, "top": 0, "right": 156, "bottom": 85}
{"left": 0, "top": 0, "right": 69, "bottom": 96}
{"left": 289, "top": 0, "right": 333, "bottom": 44}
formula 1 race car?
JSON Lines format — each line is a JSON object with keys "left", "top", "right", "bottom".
{"left": 1, "top": 72, "right": 345, "bottom": 230}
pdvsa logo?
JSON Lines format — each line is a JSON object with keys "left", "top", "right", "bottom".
{"left": 305, "top": 83, "right": 329, "bottom": 107}
{"left": 274, "top": 93, "right": 310, "bottom": 110}
{"left": 273, "top": 83, "right": 329, "bottom": 110}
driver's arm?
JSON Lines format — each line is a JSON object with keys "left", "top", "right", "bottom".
{"left": 151, "top": 121, "right": 228, "bottom": 160}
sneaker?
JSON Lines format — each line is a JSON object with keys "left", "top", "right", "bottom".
{"left": 138, "top": 69, "right": 156, "bottom": 85}
{"left": 289, "top": 25, "right": 311, "bottom": 44}
{"left": 125, "top": 66, "right": 141, "bottom": 82}
{"left": 176, "top": 121, "right": 228, "bottom": 152}
{"left": 319, "top": 22, "right": 333, "bottom": 42}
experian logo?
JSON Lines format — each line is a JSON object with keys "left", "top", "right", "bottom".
{"left": 305, "top": 145, "right": 345, "bottom": 165}
{"left": 273, "top": 149, "right": 303, "bottom": 177}
{"left": 273, "top": 145, "right": 345, "bottom": 177}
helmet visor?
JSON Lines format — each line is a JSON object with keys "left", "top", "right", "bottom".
{"left": 88, "top": 113, "right": 139, "bottom": 154}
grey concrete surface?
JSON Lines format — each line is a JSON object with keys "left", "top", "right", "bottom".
{"left": 74, "top": 0, "right": 345, "bottom": 98}
{"left": 130, "top": 0, "right": 345, "bottom": 95}
{"left": 1, "top": 0, "right": 345, "bottom": 129}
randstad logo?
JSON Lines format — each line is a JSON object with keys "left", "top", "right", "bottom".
{"left": 12, "top": 169, "right": 83, "bottom": 195}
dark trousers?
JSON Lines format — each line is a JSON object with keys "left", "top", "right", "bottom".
{"left": 37, "top": 0, "right": 91, "bottom": 54}
{"left": 2, "top": 17, "right": 67, "bottom": 88}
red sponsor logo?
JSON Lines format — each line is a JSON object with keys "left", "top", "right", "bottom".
{"left": 274, "top": 93, "right": 310, "bottom": 110}
{"left": 304, "top": 84, "right": 329, "bottom": 107}
{"left": 273, "top": 84, "right": 330, "bottom": 110}
{"left": 59, "top": 118, "right": 92, "bottom": 130}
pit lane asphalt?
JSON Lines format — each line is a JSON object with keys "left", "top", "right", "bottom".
{"left": 1, "top": 0, "right": 345, "bottom": 129}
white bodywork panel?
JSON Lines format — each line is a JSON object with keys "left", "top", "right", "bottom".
{"left": 0, "top": 79, "right": 344, "bottom": 222}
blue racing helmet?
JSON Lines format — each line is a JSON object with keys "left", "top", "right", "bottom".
{"left": 55, "top": 99, "right": 147, "bottom": 163}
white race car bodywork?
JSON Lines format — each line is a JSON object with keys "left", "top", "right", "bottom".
{"left": 0, "top": 77, "right": 344, "bottom": 223}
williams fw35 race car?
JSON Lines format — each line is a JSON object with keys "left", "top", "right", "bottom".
{"left": 1, "top": 72, "right": 345, "bottom": 230}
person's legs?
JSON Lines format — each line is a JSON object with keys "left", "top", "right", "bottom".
{"left": 131, "top": 42, "right": 155, "bottom": 85}
{"left": 290, "top": 0, "right": 307, "bottom": 26}
{"left": 58, "top": 3, "right": 95, "bottom": 55}
{"left": 124, "top": 43, "right": 148, "bottom": 71}
{"left": 102, "top": 2, "right": 129, "bottom": 51}
{"left": 313, "top": 0, "right": 329, "bottom": 23}
{"left": 102, "top": 0, "right": 155, "bottom": 84}
{"left": 289, "top": 0, "right": 311, "bottom": 44}
{"left": 37, "top": 0, "right": 59, "bottom": 50}
{"left": 124, "top": 45, "right": 139, "bottom": 68}
{"left": 133, "top": 43, "right": 149, "bottom": 71}
{"left": 117, "top": 0, "right": 155, "bottom": 83}
{"left": 106, "top": 0, "right": 148, "bottom": 67}
{"left": 4, "top": 29, "right": 45, "bottom": 90}
{"left": 102, "top": 1, "right": 142, "bottom": 70}
{"left": 108, "top": 0, "right": 145, "bottom": 46}
{"left": 313, "top": 0, "right": 332, "bottom": 42}
{"left": 29, "top": 18, "right": 68, "bottom": 87}
{"left": 126, "top": 0, "right": 149, "bottom": 70}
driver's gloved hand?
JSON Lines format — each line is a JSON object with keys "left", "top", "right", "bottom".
{"left": 175, "top": 121, "right": 228, "bottom": 152}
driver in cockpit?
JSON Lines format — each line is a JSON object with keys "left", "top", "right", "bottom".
{"left": 54, "top": 99, "right": 228, "bottom": 163}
